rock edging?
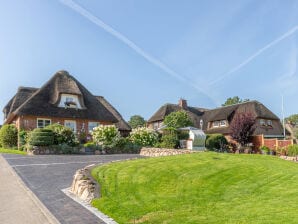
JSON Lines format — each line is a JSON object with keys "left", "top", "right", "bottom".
{"left": 280, "top": 156, "right": 298, "bottom": 162}
{"left": 140, "top": 147, "right": 197, "bottom": 157}
{"left": 70, "top": 164, "right": 99, "bottom": 203}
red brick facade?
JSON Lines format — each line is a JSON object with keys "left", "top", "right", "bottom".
{"left": 13, "top": 115, "right": 112, "bottom": 135}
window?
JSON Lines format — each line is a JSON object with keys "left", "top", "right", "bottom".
{"left": 58, "top": 94, "right": 81, "bottom": 109}
{"left": 88, "top": 122, "right": 99, "bottom": 132}
{"left": 267, "top": 120, "right": 272, "bottom": 126}
{"left": 64, "top": 120, "right": 76, "bottom": 133}
{"left": 213, "top": 121, "right": 220, "bottom": 128}
{"left": 220, "top": 120, "right": 227, "bottom": 127}
{"left": 260, "top": 119, "right": 265, "bottom": 126}
{"left": 37, "top": 119, "right": 51, "bottom": 128}
{"left": 153, "top": 122, "right": 159, "bottom": 130}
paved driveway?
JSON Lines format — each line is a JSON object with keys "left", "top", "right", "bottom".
{"left": 3, "top": 154, "right": 141, "bottom": 224}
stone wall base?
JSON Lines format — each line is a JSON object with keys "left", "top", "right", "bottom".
{"left": 140, "top": 147, "right": 197, "bottom": 157}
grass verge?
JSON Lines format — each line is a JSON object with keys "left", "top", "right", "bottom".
{"left": 91, "top": 152, "right": 298, "bottom": 224}
{"left": 0, "top": 148, "right": 27, "bottom": 155}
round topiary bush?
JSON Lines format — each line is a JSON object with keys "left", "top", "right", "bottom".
{"left": 45, "top": 123, "right": 77, "bottom": 146}
{"left": 28, "top": 128, "right": 54, "bottom": 146}
{"left": 205, "top": 134, "right": 228, "bottom": 151}
{"left": 0, "top": 124, "right": 18, "bottom": 148}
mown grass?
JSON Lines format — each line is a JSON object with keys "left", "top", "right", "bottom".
{"left": 0, "top": 148, "right": 27, "bottom": 155}
{"left": 91, "top": 152, "right": 298, "bottom": 224}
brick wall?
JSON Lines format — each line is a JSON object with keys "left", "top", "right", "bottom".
{"left": 252, "top": 135, "right": 293, "bottom": 151}
{"left": 15, "top": 115, "right": 112, "bottom": 136}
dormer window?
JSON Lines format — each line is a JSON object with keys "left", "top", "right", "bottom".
{"left": 59, "top": 94, "right": 81, "bottom": 109}
{"left": 260, "top": 119, "right": 266, "bottom": 126}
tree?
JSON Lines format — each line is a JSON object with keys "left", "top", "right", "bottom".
{"left": 128, "top": 115, "right": 146, "bottom": 129}
{"left": 222, "top": 96, "right": 249, "bottom": 106}
{"left": 163, "top": 111, "right": 193, "bottom": 129}
{"left": 0, "top": 124, "right": 18, "bottom": 148}
{"left": 230, "top": 112, "right": 256, "bottom": 147}
{"left": 285, "top": 114, "right": 298, "bottom": 125}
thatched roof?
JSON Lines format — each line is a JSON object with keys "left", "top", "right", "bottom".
{"left": 147, "top": 104, "right": 205, "bottom": 123}
{"left": 4, "top": 70, "right": 119, "bottom": 124}
{"left": 96, "top": 96, "right": 131, "bottom": 131}
{"left": 148, "top": 100, "right": 283, "bottom": 136}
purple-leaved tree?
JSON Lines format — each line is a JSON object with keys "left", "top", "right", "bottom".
{"left": 230, "top": 112, "right": 256, "bottom": 147}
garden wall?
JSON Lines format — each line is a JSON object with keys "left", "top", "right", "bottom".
{"left": 252, "top": 135, "right": 293, "bottom": 151}
{"left": 140, "top": 147, "right": 197, "bottom": 157}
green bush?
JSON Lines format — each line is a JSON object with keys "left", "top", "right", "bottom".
{"left": 160, "top": 130, "right": 179, "bottom": 149}
{"left": 287, "top": 144, "right": 298, "bottom": 156}
{"left": 18, "top": 130, "right": 28, "bottom": 148}
{"left": 92, "top": 125, "right": 121, "bottom": 149}
{"left": 205, "top": 134, "right": 228, "bottom": 151}
{"left": 129, "top": 127, "right": 159, "bottom": 147}
{"left": 260, "top": 145, "right": 270, "bottom": 153}
{"left": 28, "top": 128, "right": 54, "bottom": 146}
{"left": 45, "top": 123, "right": 77, "bottom": 146}
{"left": 0, "top": 124, "right": 18, "bottom": 148}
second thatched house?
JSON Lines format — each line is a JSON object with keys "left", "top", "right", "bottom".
{"left": 3, "top": 70, "right": 131, "bottom": 137}
{"left": 148, "top": 99, "right": 286, "bottom": 148}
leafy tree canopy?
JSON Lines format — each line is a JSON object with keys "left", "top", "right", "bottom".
{"left": 164, "top": 111, "right": 193, "bottom": 129}
{"left": 230, "top": 112, "right": 256, "bottom": 147}
{"left": 222, "top": 96, "right": 249, "bottom": 106}
{"left": 128, "top": 115, "right": 146, "bottom": 129}
{"left": 285, "top": 114, "right": 298, "bottom": 125}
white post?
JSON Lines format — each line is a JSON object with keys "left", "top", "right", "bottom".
{"left": 282, "top": 95, "right": 286, "bottom": 140}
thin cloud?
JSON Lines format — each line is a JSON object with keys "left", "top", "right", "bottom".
{"left": 208, "top": 25, "right": 298, "bottom": 86}
{"left": 59, "top": 0, "right": 218, "bottom": 105}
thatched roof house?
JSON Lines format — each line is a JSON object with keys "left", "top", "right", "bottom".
{"left": 148, "top": 99, "right": 284, "bottom": 139}
{"left": 3, "top": 70, "right": 131, "bottom": 136}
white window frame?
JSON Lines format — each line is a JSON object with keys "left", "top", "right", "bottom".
{"left": 37, "top": 118, "right": 51, "bottom": 128}
{"left": 58, "top": 94, "right": 81, "bottom": 109}
{"left": 220, "top": 120, "right": 227, "bottom": 127}
{"left": 267, "top": 120, "right": 272, "bottom": 126}
{"left": 64, "top": 120, "right": 77, "bottom": 133}
{"left": 88, "top": 122, "right": 100, "bottom": 133}
{"left": 213, "top": 121, "right": 220, "bottom": 128}
{"left": 260, "top": 119, "right": 265, "bottom": 126}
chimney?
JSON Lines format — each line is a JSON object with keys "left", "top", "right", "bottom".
{"left": 178, "top": 98, "right": 187, "bottom": 109}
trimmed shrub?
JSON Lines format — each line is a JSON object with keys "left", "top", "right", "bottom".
{"left": 159, "top": 130, "right": 179, "bottom": 149}
{"left": 287, "top": 144, "right": 298, "bottom": 156}
{"left": 45, "top": 123, "right": 77, "bottom": 146}
{"left": 28, "top": 128, "right": 54, "bottom": 146}
{"left": 205, "top": 134, "right": 228, "bottom": 151}
{"left": 129, "top": 127, "right": 159, "bottom": 147}
{"left": 0, "top": 124, "right": 18, "bottom": 148}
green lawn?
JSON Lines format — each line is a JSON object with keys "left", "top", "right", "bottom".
{"left": 0, "top": 148, "right": 27, "bottom": 155}
{"left": 91, "top": 152, "right": 298, "bottom": 224}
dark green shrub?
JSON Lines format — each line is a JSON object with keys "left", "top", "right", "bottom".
{"left": 259, "top": 145, "right": 270, "bottom": 154}
{"left": 205, "top": 134, "right": 228, "bottom": 151}
{"left": 160, "top": 130, "right": 179, "bottom": 149}
{"left": 287, "top": 144, "right": 298, "bottom": 156}
{"left": 0, "top": 124, "right": 18, "bottom": 148}
{"left": 28, "top": 128, "right": 54, "bottom": 146}
{"left": 18, "top": 130, "right": 28, "bottom": 148}
{"left": 177, "top": 130, "right": 189, "bottom": 140}
{"left": 45, "top": 123, "right": 77, "bottom": 146}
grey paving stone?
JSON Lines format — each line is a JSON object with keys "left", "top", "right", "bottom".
{"left": 3, "top": 154, "right": 141, "bottom": 224}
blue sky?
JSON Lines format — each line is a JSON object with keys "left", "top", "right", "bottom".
{"left": 0, "top": 0, "right": 297, "bottom": 124}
